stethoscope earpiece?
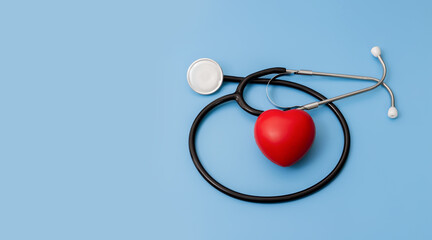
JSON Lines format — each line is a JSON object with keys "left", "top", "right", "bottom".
{"left": 371, "top": 46, "right": 381, "bottom": 57}
{"left": 388, "top": 106, "right": 398, "bottom": 118}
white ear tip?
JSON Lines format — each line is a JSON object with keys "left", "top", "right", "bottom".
{"left": 371, "top": 46, "right": 381, "bottom": 57}
{"left": 388, "top": 106, "right": 398, "bottom": 119}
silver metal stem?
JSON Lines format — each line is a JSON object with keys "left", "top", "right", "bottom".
{"left": 293, "top": 56, "right": 391, "bottom": 110}
{"left": 310, "top": 72, "right": 395, "bottom": 106}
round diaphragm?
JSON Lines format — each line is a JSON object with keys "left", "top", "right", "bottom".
{"left": 187, "top": 58, "right": 223, "bottom": 95}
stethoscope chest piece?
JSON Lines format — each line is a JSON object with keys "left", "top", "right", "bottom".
{"left": 187, "top": 58, "right": 223, "bottom": 95}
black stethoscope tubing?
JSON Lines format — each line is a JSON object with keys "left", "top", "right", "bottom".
{"left": 189, "top": 68, "right": 350, "bottom": 203}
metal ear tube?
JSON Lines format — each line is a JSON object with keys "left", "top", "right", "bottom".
{"left": 267, "top": 47, "right": 398, "bottom": 118}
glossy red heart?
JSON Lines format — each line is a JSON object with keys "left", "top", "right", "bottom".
{"left": 254, "top": 109, "right": 315, "bottom": 167}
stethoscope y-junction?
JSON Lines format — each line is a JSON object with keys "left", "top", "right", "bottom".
{"left": 188, "top": 47, "right": 398, "bottom": 203}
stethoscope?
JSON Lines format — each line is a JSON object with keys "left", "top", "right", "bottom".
{"left": 187, "top": 46, "right": 398, "bottom": 203}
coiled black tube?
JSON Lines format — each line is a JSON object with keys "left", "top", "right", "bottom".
{"left": 189, "top": 69, "right": 350, "bottom": 203}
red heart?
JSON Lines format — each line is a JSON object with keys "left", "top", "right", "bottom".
{"left": 254, "top": 109, "right": 315, "bottom": 167}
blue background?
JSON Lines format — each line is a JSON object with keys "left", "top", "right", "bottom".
{"left": 1, "top": 0, "right": 431, "bottom": 239}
